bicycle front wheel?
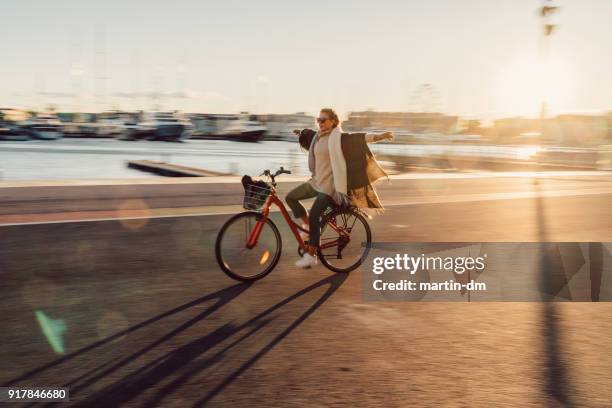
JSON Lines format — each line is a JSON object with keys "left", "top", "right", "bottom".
{"left": 215, "top": 211, "right": 282, "bottom": 281}
{"left": 317, "top": 207, "right": 372, "bottom": 273}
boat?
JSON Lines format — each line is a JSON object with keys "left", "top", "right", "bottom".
{"left": 254, "top": 112, "right": 316, "bottom": 141}
{"left": 187, "top": 113, "right": 223, "bottom": 139}
{"left": 134, "top": 111, "right": 194, "bottom": 142}
{"left": 20, "top": 112, "right": 63, "bottom": 140}
{"left": 0, "top": 108, "right": 30, "bottom": 141}
{"left": 61, "top": 112, "right": 102, "bottom": 138}
{"left": 97, "top": 111, "right": 140, "bottom": 138}
{"left": 190, "top": 113, "right": 266, "bottom": 142}
{"left": 216, "top": 114, "right": 266, "bottom": 142}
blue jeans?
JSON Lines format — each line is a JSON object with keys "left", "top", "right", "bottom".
{"left": 285, "top": 182, "right": 318, "bottom": 219}
{"left": 308, "top": 193, "right": 336, "bottom": 248}
{"left": 285, "top": 183, "right": 335, "bottom": 248}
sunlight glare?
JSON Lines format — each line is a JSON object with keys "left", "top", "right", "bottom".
{"left": 497, "top": 57, "right": 571, "bottom": 117}
{"left": 517, "top": 145, "right": 541, "bottom": 160}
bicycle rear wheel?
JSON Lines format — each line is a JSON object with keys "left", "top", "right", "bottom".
{"left": 215, "top": 211, "right": 282, "bottom": 281}
{"left": 317, "top": 207, "right": 372, "bottom": 273}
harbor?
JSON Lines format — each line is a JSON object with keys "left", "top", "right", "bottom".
{"left": 3, "top": 106, "right": 612, "bottom": 182}
{"left": 2, "top": 137, "right": 612, "bottom": 182}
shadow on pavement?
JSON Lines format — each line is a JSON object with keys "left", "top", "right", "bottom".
{"left": 69, "top": 272, "right": 348, "bottom": 407}
{"left": 4, "top": 283, "right": 251, "bottom": 388}
{"left": 533, "top": 177, "right": 575, "bottom": 407}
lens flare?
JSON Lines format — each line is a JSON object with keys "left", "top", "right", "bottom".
{"left": 96, "top": 311, "right": 130, "bottom": 342}
{"left": 117, "top": 199, "right": 150, "bottom": 230}
{"left": 35, "top": 311, "right": 66, "bottom": 355}
{"left": 260, "top": 250, "right": 270, "bottom": 265}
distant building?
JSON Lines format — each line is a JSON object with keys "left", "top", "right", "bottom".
{"left": 342, "top": 111, "right": 459, "bottom": 134}
{"left": 492, "top": 113, "right": 610, "bottom": 146}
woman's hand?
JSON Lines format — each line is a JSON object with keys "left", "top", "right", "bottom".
{"left": 369, "top": 132, "right": 394, "bottom": 143}
{"left": 379, "top": 132, "right": 394, "bottom": 141}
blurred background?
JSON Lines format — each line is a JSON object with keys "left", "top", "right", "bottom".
{"left": 1, "top": 0, "right": 611, "bottom": 179}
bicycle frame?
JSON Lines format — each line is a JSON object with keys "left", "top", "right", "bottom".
{"left": 245, "top": 186, "right": 348, "bottom": 252}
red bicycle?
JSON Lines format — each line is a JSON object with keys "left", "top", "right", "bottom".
{"left": 215, "top": 167, "right": 372, "bottom": 281}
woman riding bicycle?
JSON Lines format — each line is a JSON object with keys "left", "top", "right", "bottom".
{"left": 287, "top": 108, "right": 392, "bottom": 268}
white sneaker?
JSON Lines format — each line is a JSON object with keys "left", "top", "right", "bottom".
{"left": 295, "top": 253, "right": 317, "bottom": 268}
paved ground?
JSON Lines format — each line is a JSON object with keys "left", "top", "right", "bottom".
{"left": 1, "top": 172, "right": 611, "bottom": 407}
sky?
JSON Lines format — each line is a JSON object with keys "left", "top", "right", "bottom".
{"left": 1, "top": 0, "right": 611, "bottom": 120}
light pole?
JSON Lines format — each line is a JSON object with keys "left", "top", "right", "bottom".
{"left": 539, "top": 1, "right": 560, "bottom": 123}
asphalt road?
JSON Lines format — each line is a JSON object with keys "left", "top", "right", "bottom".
{"left": 1, "top": 173, "right": 611, "bottom": 407}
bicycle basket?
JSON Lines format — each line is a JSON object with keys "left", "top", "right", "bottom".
{"left": 243, "top": 181, "right": 272, "bottom": 210}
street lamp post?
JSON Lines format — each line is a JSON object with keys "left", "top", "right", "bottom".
{"left": 539, "top": 0, "right": 560, "bottom": 139}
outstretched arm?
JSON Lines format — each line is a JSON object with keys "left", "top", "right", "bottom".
{"left": 296, "top": 128, "right": 393, "bottom": 144}
{"left": 365, "top": 131, "right": 394, "bottom": 144}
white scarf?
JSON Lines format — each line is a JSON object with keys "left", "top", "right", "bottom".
{"left": 308, "top": 127, "right": 348, "bottom": 198}
{"left": 328, "top": 127, "right": 348, "bottom": 196}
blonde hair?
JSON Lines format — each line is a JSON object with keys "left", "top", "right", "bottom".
{"left": 320, "top": 108, "right": 340, "bottom": 128}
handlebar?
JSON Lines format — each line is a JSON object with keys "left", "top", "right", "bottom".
{"left": 260, "top": 166, "right": 291, "bottom": 183}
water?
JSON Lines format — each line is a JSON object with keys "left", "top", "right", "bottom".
{"left": 0, "top": 139, "right": 311, "bottom": 180}
{"left": 0, "top": 138, "right": 544, "bottom": 181}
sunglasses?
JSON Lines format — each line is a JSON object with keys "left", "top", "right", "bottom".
{"left": 317, "top": 117, "right": 330, "bottom": 123}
